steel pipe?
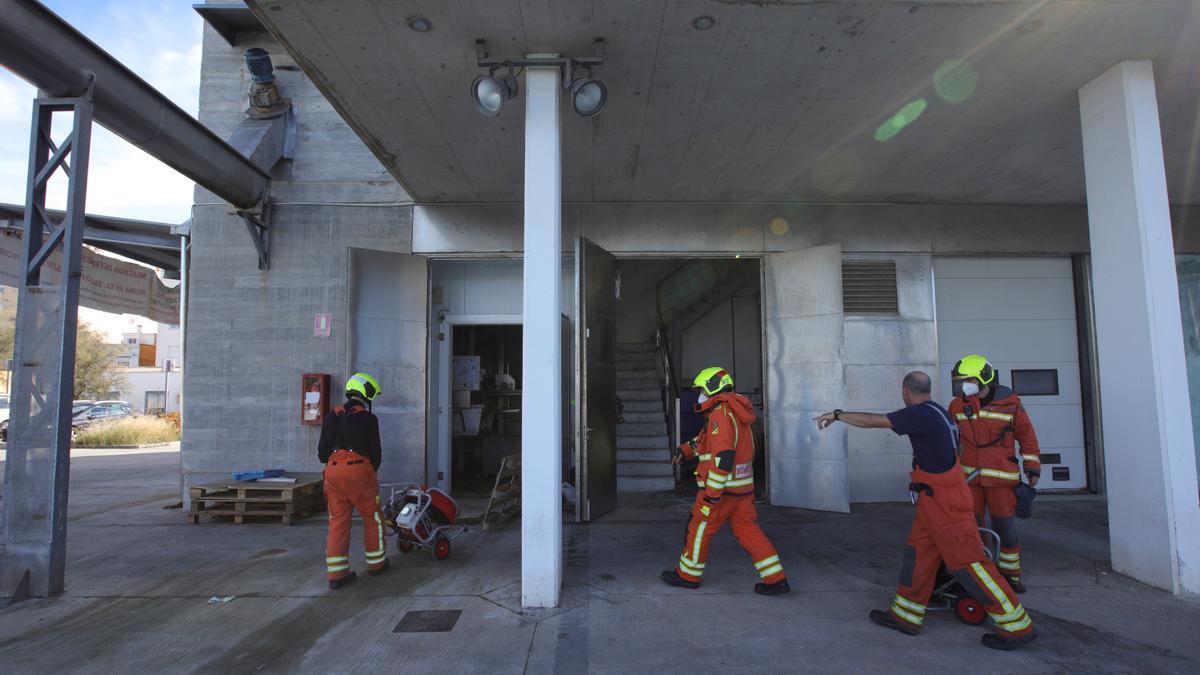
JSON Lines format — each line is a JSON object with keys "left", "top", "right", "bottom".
{"left": 0, "top": 0, "right": 270, "bottom": 209}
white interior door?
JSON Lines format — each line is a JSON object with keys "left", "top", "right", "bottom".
{"left": 763, "top": 243, "right": 849, "bottom": 512}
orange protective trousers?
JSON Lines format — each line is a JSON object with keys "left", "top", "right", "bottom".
{"left": 324, "top": 449, "right": 387, "bottom": 580}
{"left": 676, "top": 492, "right": 786, "bottom": 585}
{"left": 969, "top": 483, "right": 1022, "bottom": 579}
{"left": 890, "top": 463, "right": 1033, "bottom": 636}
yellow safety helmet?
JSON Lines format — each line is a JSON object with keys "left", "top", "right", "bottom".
{"left": 693, "top": 366, "right": 734, "bottom": 397}
{"left": 345, "top": 372, "right": 381, "bottom": 401}
{"left": 952, "top": 354, "right": 995, "bottom": 385}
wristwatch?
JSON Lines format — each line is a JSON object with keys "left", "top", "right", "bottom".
{"left": 833, "top": 409, "right": 843, "bottom": 421}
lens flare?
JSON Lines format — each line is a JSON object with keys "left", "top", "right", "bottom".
{"left": 934, "top": 59, "right": 978, "bottom": 103}
{"left": 769, "top": 217, "right": 790, "bottom": 236}
{"left": 875, "top": 99, "right": 927, "bottom": 142}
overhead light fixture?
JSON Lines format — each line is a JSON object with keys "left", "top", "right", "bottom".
{"left": 567, "top": 71, "right": 607, "bottom": 118}
{"left": 692, "top": 16, "right": 716, "bottom": 30}
{"left": 470, "top": 39, "right": 606, "bottom": 118}
{"left": 471, "top": 67, "right": 518, "bottom": 117}
{"left": 407, "top": 16, "right": 432, "bottom": 32}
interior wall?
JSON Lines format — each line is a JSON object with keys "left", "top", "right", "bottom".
{"left": 426, "top": 259, "right": 574, "bottom": 485}
{"left": 680, "top": 295, "right": 763, "bottom": 394}
{"left": 614, "top": 259, "right": 680, "bottom": 344}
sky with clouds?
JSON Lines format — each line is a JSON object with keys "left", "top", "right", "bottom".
{"left": 1, "top": 1, "right": 203, "bottom": 338}
{"left": 0, "top": 0, "right": 203, "bottom": 223}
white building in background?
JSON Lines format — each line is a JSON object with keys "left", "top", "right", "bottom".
{"left": 111, "top": 323, "right": 183, "bottom": 414}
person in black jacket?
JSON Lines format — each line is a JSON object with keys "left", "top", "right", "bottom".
{"left": 319, "top": 372, "right": 388, "bottom": 589}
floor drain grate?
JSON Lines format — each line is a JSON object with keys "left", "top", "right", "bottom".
{"left": 393, "top": 609, "right": 462, "bottom": 633}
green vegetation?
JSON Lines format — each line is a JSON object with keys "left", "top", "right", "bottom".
{"left": 74, "top": 416, "right": 180, "bottom": 447}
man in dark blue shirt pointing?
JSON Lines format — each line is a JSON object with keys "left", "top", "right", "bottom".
{"left": 815, "top": 371, "right": 1037, "bottom": 650}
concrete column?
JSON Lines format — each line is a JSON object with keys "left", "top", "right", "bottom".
{"left": 521, "top": 65, "right": 562, "bottom": 608}
{"left": 1079, "top": 60, "right": 1200, "bottom": 594}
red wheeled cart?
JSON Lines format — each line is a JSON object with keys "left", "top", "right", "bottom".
{"left": 382, "top": 483, "right": 468, "bottom": 560}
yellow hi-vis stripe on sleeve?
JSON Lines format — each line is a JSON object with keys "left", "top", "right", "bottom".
{"left": 971, "top": 562, "right": 1016, "bottom": 614}
{"left": 1021, "top": 454, "right": 1039, "bottom": 463}
{"left": 961, "top": 464, "right": 976, "bottom": 473}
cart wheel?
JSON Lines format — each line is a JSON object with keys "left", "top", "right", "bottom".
{"left": 397, "top": 539, "right": 414, "bottom": 554}
{"left": 434, "top": 537, "right": 451, "bottom": 560}
{"left": 955, "top": 596, "right": 987, "bottom": 625}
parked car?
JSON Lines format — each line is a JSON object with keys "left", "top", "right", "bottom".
{"left": 0, "top": 395, "right": 9, "bottom": 443}
{"left": 0, "top": 399, "right": 115, "bottom": 442}
{"left": 72, "top": 400, "right": 134, "bottom": 433}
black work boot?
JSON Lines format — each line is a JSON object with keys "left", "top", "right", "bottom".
{"left": 660, "top": 569, "right": 700, "bottom": 589}
{"left": 869, "top": 609, "right": 920, "bottom": 636}
{"left": 329, "top": 571, "right": 358, "bottom": 590}
{"left": 1004, "top": 575, "right": 1027, "bottom": 594}
{"left": 982, "top": 630, "right": 1038, "bottom": 650}
{"left": 754, "top": 579, "right": 791, "bottom": 596}
{"left": 368, "top": 559, "right": 391, "bottom": 577}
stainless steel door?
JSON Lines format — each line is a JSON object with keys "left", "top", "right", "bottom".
{"left": 349, "top": 249, "right": 428, "bottom": 489}
{"left": 763, "top": 243, "right": 849, "bottom": 512}
{"left": 575, "top": 237, "right": 618, "bottom": 521}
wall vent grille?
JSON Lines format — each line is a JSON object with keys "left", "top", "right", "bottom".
{"left": 842, "top": 260, "right": 899, "bottom": 315}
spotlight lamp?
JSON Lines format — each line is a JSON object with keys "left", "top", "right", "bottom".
{"left": 470, "top": 38, "right": 607, "bottom": 119}
{"left": 471, "top": 64, "right": 519, "bottom": 117}
{"left": 567, "top": 67, "right": 607, "bottom": 118}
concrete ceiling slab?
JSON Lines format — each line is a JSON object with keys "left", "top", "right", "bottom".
{"left": 247, "top": 0, "right": 1200, "bottom": 205}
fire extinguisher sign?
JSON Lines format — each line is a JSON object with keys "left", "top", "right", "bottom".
{"left": 314, "top": 313, "right": 332, "bottom": 337}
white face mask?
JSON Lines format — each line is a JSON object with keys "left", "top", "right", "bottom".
{"left": 961, "top": 382, "right": 981, "bottom": 397}
{"left": 697, "top": 392, "right": 709, "bottom": 406}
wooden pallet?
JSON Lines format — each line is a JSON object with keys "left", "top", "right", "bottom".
{"left": 481, "top": 455, "right": 521, "bottom": 532}
{"left": 188, "top": 473, "right": 325, "bottom": 525}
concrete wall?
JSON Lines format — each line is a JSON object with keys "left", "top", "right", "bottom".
{"left": 182, "top": 27, "right": 412, "bottom": 493}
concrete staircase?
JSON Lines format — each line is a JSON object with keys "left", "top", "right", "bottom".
{"left": 616, "top": 342, "right": 674, "bottom": 492}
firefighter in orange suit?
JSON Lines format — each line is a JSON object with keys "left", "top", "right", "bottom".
{"left": 816, "top": 371, "right": 1036, "bottom": 650}
{"left": 318, "top": 372, "right": 389, "bottom": 589}
{"left": 660, "top": 367, "right": 790, "bottom": 596}
{"left": 948, "top": 355, "right": 1041, "bottom": 593}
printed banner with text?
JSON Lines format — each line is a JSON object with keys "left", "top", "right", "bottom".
{"left": 0, "top": 230, "right": 180, "bottom": 324}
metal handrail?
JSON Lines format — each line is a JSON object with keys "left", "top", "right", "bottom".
{"left": 655, "top": 301, "right": 678, "bottom": 450}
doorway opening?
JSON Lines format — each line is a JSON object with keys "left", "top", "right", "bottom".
{"left": 612, "top": 257, "right": 765, "bottom": 499}
{"left": 446, "top": 324, "right": 523, "bottom": 498}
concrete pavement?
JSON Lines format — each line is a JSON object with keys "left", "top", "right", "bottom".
{"left": 1, "top": 449, "right": 1197, "bottom": 673}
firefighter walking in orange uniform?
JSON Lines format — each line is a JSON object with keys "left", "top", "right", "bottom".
{"left": 318, "top": 372, "right": 390, "bottom": 589}
{"left": 660, "top": 367, "right": 790, "bottom": 596}
{"left": 816, "top": 371, "right": 1036, "bottom": 650}
{"left": 948, "top": 355, "right": 1041, "bottom": 593}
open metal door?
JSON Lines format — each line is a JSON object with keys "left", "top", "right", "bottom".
{"left": 350, "top": 249, "right": 428, "bottom": 489}
{"left": 575, "top": 237, "right": 618, "bottom": 521}
{"left": 762, "top": 243, "right": 849, "bottom": 512}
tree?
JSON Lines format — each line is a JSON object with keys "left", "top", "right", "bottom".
{"left": 0, "top": 307, "right": 123, "bottom": 400}
{"left": 73, "top": 323, "right": 126, "bottom": 400}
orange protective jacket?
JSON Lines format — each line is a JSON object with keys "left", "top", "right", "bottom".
{"left": 948, "top": 386, "right": 1040, "bottom": 487}
{"left": 679, "top": 392, "right": 757, "bottom": 501}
